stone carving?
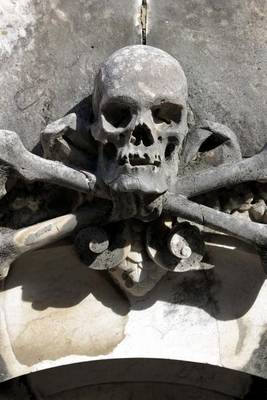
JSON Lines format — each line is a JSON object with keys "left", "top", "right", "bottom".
{"left": 90, "top": 45, "right": 188, "bottom": 195}
{"left": 0, "top": 45, "right": 267, "bottom": 295}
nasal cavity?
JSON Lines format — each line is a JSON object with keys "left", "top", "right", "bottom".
{"left": 131, "top": 124, "right": 154, "bottom": 147}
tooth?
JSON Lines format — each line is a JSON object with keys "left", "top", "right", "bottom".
{"left": 121, "top": 147, "right": 130, "bottom": 159}
{"left": 119, "top": 149, "right": 126, "bottom": 160}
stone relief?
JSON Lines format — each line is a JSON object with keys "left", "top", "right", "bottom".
{"left": 0, "top": 45, "right": 267, "bottom": 297}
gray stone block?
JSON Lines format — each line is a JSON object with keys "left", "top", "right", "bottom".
{"left": 0, "top": 0, "right": 140, "bottom": 150}
{"left": 148, "top": 0, "right": 267, "bottom": 156}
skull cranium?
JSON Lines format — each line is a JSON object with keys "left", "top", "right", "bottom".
{"left": 91, "top": 45, "right": 188, "bottom": 194}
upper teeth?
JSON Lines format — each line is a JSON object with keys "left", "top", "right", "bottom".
{"left": 119, "top": 152, "right": 161, "bottom": 166}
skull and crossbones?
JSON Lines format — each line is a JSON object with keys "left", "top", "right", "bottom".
{"left": 0, "top": 45, "right": 267, "bottom": 295}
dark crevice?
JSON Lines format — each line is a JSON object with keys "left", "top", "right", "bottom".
{"left": 131, "top": 124, "right": 154, "bottom": 146}
{"left": 165, "top": 143, "right": 176, "bottom": 159}
{"left": 140, "top": 0, "right": 148, "bottom": 45}
{"left": 103, "top": 142, "right": 118, "bottom": 160}
{"left": 198, "top": 134, "right": 228, "bottom": 153}
{"left": 102, "top": 102, "right": 132, "bottom": 128}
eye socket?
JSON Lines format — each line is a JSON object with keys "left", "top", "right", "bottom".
{"left": 102, "top": 102, "right": 132, "bottom": 128}
{"left": 152, "top": 102, "right": 182, "bottom": 125}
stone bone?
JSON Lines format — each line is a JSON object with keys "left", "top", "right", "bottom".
{"left": 165, "top": 194, "right": 267, "bottom": 271}
{"left": 175, "top": 144, "right": 267, "bottom": 198}
{"left": 91, "top": 45, "right": 188, "bottom": 194}
{"left": 146, "top": 220, "right": 208, "bottom": 272}
{"left": 0, "top": 203, "right": 111, "bottom": 279}
{"left": 168, "top": 232, "right": 192, "bottom": 259}
{"left": 0, "top": 129, "right": 96, "bottom": 194}
{"left": 0, "top": 214, "right": 79, "bottom": 279}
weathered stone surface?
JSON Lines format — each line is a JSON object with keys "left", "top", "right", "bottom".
{"left": 0, "top": 244, "right": 128, "bottom": 372}
{"left": 148, "top": 0, "right": 267, "bottom": 156}
{"left": 0, "top": 0, "right": 139, "bottom": 150}
{"left": 0, "top": 236, "right": 266, "bottom": 380}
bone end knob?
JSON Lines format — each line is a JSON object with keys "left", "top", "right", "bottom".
{"left": 168, "top": 232, "right": 192, "bottom": 259}
{"left": 74, "top": 225, "right": 131, "bottom": 270}
{"left": 87, "top": 229, "right": 109, "bottom": 254}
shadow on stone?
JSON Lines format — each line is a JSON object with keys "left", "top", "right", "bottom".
{"left": 2, "top": 235, "right": 265, "bottom": 322}
{"left": 131, "top": 235, "right": 266, "bottom": 321}
{"left": 4, "top": 241, "right": 129, "bottom": 317}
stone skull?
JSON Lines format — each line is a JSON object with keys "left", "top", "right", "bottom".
{"left": 91, "top": 45, "right": 188, "bottom": 194}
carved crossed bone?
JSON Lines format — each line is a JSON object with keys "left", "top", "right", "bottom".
{"left": 175, "top": 144, "right": 267, "bottom": 198}
{"left": 0, "top": 214, "right": 80, "bottom": 279}
{"left": 0, "top": 130, "right": 95, "bottom": 196}
{"left": 1, "top": 127, "right": 267, "bottom": 278}
{"left": 0, "top": 200, "right": 111, "bottom": 279}
{"left": 2, "top": 130, "right": 267, "bottom": 200}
